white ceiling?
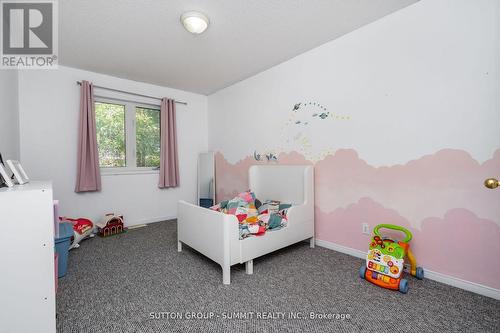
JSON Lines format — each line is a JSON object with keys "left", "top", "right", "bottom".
{"left": 60, "top": 0, "right": 418, "bottom": 95}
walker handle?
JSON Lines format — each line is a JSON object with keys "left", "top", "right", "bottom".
{"left": 373, "top": 224, "right": 412, "bottom": 243}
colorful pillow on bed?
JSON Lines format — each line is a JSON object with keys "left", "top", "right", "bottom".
{"left": 268, "top": 214, "right": 283, "bottom": 230}
{"left": 209, "top": 203, "right": 221, "bottom": 211}
{"left": 279, "top": 203, "right": 292, "bottom": 210}
{"left": 254, "top": 198, "right": 262, "bottom": 209}
{"left": 235, "top": 206, "right": 258, "bottom": 224}
{"left": 210, "top": 200, "right": 228, "bottom": 212}
{"left": 210, "top": 192, "right": 293, "bottom": 230}
{"left": 258, "top": 203, "right": 269, "bottom": 214}
{"left": 226, "top": 191, "right": 255, "bottom": 208}
{"left": 211, "top": 190, "right": 258, "bottom": 219}
{"left": 258, "top": 201, "right": 292, "bottom": 214}
{"left": 238, "top": 190, "right": 256, "bottom": 203}
{"left": 266, "top": 200, "right": 280, "bottom": 214}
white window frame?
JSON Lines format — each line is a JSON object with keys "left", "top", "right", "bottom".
{"left": 95, "top": 97, "right": 161, "bottom": 176}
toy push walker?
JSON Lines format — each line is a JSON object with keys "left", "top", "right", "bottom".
{"left": 360, "top": 224, "right": 424, "bottom": 294}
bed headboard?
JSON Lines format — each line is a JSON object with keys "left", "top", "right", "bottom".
{"left": 248, "top": 165, "right": 314, "bottom": 205}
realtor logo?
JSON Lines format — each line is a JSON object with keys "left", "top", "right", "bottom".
{"left": 1, "top": 0, "right": 58, "bottom": 68}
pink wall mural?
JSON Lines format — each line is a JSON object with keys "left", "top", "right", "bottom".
{"left": 215, "top": 149, "right": 500, "bottom": 289}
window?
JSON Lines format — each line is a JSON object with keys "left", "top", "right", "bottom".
{"left": 95, "top": 102, "right": 126, "bottom": 167}
{"left": 135, "top": 107, "right": 160, "bottom": 168}
{"left": 95, "top": 98, "right": 161, "bottom": 174}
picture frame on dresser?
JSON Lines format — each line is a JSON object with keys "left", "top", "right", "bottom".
{"left": 0, "top": 163, "right": 14, "bottom": 187}
{"left": 6, "top": 160, "right": 29, "bottom": 185}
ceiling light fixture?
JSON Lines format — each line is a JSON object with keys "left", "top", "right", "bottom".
{"left": 181, "top": 11, "right": 209, "bottom": 34}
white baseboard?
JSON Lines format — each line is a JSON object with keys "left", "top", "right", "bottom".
{"left": 316, "top": 239, "right": 366, "bottom": 259}
{"left": 125, "top": 215, "right": 176, "bottom": 228}
{"left": 315, "top": 239, "right": 500, "bottom": 300}
{"left": 127, "top": 224, "right": 148, "bottom": 230}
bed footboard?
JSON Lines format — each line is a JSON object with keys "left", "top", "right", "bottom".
{"left": 177, "top": 200, "right": 239, "bottom": 284}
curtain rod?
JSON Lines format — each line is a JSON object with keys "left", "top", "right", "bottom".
{"left": 76, "top": 81, "right": 188, "bottom": 105}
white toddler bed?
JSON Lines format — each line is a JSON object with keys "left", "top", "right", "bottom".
{"left": 177, "top": 165, "right": 314, "bottom": 284}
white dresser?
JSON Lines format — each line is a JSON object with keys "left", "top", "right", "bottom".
{"left": 0, "top": 181, "right": 56, "bottom": 333}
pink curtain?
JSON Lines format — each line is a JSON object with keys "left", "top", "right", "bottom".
{"left": 75, "top": 80, "right": 101, "bottom": 192}
{"left": 159, "top": 98, "right": 179, "bottom": 188}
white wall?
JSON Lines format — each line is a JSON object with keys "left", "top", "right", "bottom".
{"left": 208, "top": 0, "right": 500, "bottom": 166}
{"left": 0, "top": 70, "right": 20, "bottom": 161}
{"left": 18, "top": 66, "right": 208, "bottom": 226}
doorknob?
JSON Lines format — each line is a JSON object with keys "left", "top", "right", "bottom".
{"left": 484, "top": 178, "right": 499, "bottom": 189}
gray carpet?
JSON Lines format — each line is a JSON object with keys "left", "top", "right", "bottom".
{"left": 56, "top": 220, "right": 500, "bottom": 333}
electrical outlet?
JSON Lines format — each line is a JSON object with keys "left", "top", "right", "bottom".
{"left": 362, "top": 223, "right": 370, "bottom": 235}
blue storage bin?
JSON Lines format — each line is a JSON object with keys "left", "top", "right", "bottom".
{"left": 55, "top": 222, "right": 73, "bottom": 278}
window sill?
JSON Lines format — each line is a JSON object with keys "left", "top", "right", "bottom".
{"left": 101, "top": 168, "right": 160, "bottom": 176}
